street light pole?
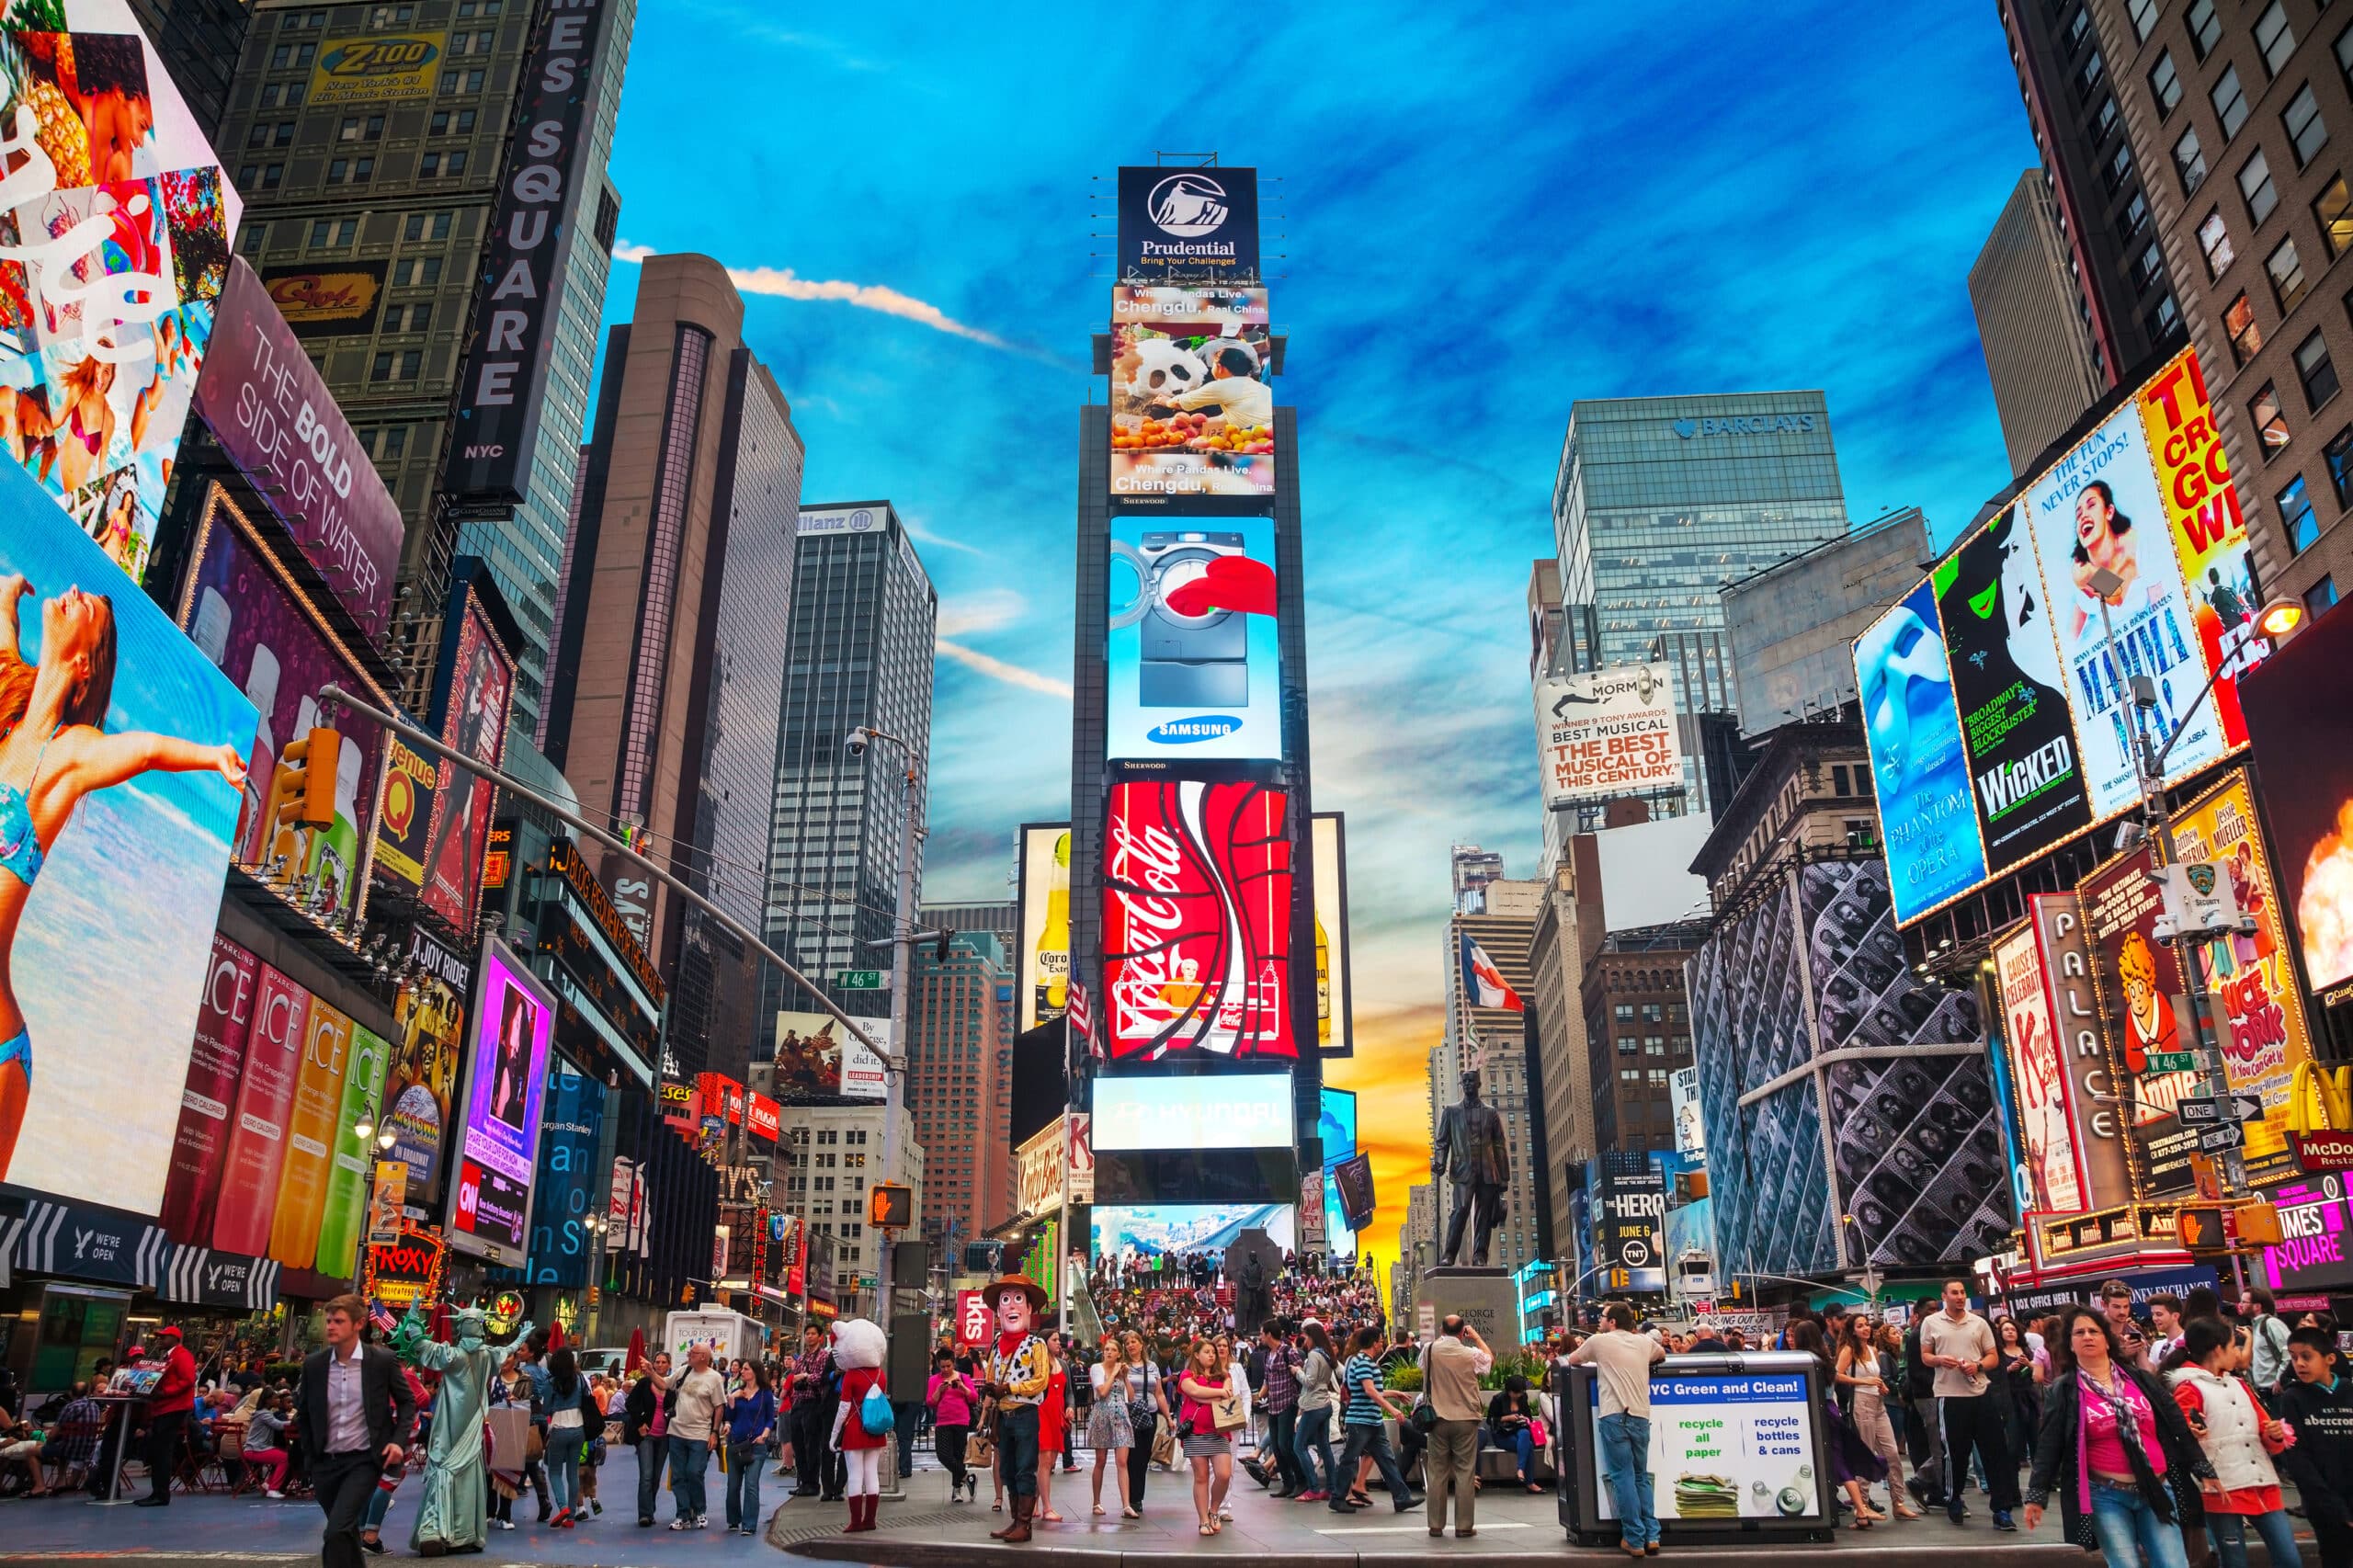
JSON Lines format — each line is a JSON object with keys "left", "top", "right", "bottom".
{"left": 847, "top": 725, "right": 923, "bottom": 1334}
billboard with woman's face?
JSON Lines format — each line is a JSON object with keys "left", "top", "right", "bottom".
{"left": 445, "top": 935, "right": 552, "bottom": 1266}
{"left": 0, "top": 456, "right": 252, "bottom": 1211}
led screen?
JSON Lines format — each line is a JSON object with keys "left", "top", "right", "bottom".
{"left": 1107, "top": 516, "right": 1280, "bottom": 762}
{"left": 1102, "top": 779, "right": 1295, "bottom": 1061}
{"left": 1015, "top": 822, "right": 1071, "bottom": 1033}
{"left": 2238, "top": 604, "right": 2353, "bottom": 1003}
{"left": 446, "top": 936, "right": 553, "bottom": 1266}
{"left": 1855, "top": 577, "right": 1986, "bottom": 925}
{"left": 0, "top": 458, "right": 252, "bottom": 1211}
{"left": 1090, "top": 1201, "right": 1293, "bottom": 1261}
{"left": 1108, "top": 288, "right": 1272, "bottom": 499}
{"left": 1312, "top": 812, "right": 1353, "bottom": 1057}
{"left": 1319, "top": 1086, "right": 1357, "bottom": 1257}
{"left": 1092, "top": 1072, "right": 1292, "bottom": 1151}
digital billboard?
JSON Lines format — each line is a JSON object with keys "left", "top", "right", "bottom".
{"left": 159, "top": 933, "right": 258, "bottom": 1244}
{"left": 1090, "top": 1200, "right": 1292, "bottom": 1261}
{"left": 410, "top": 573, "right": 512, "bottom": 930}
{"left": 1855, "top": 577, "right": 1986, "bottom": 925}
{"left": 0, "top": 458, "right": 253, "bottom": 1210}
{"left": 1107, "top": 517, "right": 1281, "bottom": 762}
{"left": 1532, "top": 663, "right": 1684, "bottom": 808}
{"left": 0, "top": 8, "right": 238, "bottom": 586}
{"left": 381, "top": 925, "right": 472, "bottom": 1204}
{"left": 1015, "top": 823, "right": 1071, "bottom": 1034}
{"left": 1115, "top": 165, "right": 1259, "bottom": 285}
{"left": 181, "top": 487, "right": 388, "bottom": 937}
{"left": 1318, "top": 1086, "right": 1357, "bottom": 1257}
{"left": 1933, "top": 507, "right": 2093, "bottom": 874}
{"left": 2080, "top": 850, "right": 2201, "bottom": 1196}
{"left": 445, "top": 937, "right": 554, "bottom": 1267}
{"left": 2021, "top": 401, "right": 2226, "bottom": 820}
{"left": 1102, "top": 779, "right": 1295, "bottom": 1062}
{"left": 1108, "top": 288, "right": 1272, "bottom": 499}
{"left": 1092, "top": 1072, "right": 1292, "bottom": 1151}
{"left": 772, "top": 1009, "right": 890, "bottom": 1102}
{"left": 1994, "top": 919, "right": 2086, "bottom": 1214}
{"left": 259, "top": 262, "right": 386, "bottom": 340}
{"left": 2237, "top": 605, "right": 2353, "bottom": 1003}
{"left": 518, "top": 1059, "right": 605, "bottom": 1288}
{"left": 1311, "top": 812, "right": 1353, "bottom": 1057}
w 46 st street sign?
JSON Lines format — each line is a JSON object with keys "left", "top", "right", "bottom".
{"left": 2179, "top": 1095, "right": 2263, "bottom": 1126}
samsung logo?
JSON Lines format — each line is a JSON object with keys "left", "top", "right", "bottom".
{"left": 1147, "top": 716, "right": 1241, "bottom": 744}
{"left": 1671, "top": 414, "right": 1817, "bottom": 438}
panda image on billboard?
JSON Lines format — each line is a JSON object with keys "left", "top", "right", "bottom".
{"left": 1111, "top": 529, "right": 1251, "bottom": 708}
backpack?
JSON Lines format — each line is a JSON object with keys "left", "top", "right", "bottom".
{"left": 860, "top": 1381, "right": 894, "bottom": 1437}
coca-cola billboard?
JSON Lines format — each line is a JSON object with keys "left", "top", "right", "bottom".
{"left": 1102, "top": 780, "right": 1296, "bottom": 1062}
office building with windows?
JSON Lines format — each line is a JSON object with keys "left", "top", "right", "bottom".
{"left": 2040, "top": 0, "right": 2353, "bottom": 619}
{"left": 766, "top": 503, "right": 938, "bottom": 1026}
{"left": 133, "top": 0, "right": 253, "bottom": 138}
{"left": 769, "top": 1102, "right": 924, "bottom": 1322}
{"left": 1436, "top": 872, "right": 1545, "bottom": 1276}
{"left": 1972, "top": 172, "right": 2115, "bottom": 473}
{"left": 905, "top": 931, "right": 1014, "bottom": 1275}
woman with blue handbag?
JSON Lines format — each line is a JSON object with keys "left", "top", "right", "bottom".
{"left": 828, "top": 1320, "right": 892, "bottom": 1535}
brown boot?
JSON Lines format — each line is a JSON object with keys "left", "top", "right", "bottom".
{"left": 1000, "top": 1494, "right": 1035, "bottom": 1543}
{"left": 990, "top": 1496, "right": 1021, "bottom": 1540}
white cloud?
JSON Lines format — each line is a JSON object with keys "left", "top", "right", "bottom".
{"left": 935, "top": 588, "right": 1029, "bottom": 640}
{"left": 613, "top": 242, "right": 1012, "bottom": 350}
{"left": 937, "top": 638, "right": 1073, "bottom": 699}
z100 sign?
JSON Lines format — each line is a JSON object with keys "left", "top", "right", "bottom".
{"left": 1103, "top": 781, "right": 1296, "bottom": 1061}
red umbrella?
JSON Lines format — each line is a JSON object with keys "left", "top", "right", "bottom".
{"left": 548, "top": 1321, "right": 566, "bottom": 1351}
{"left": 625, "top": 1326, "right": 646, "bottom": 1373}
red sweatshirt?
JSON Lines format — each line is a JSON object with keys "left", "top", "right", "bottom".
{"left": 146, "top": 1345, "right": 198, "bottom": 1416}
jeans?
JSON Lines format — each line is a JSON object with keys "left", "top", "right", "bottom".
{"left": 725, "top": 1441, "right": 767, "bottom": 1530}
{"left": 893, "top": 1403, "right": 918, "bottom": 1480}
{"left": 1331, "top": 1421, "right": 1413, "bottom": 1510}
{"left": 2208, "top": 1508, "right": 2302, "bottom": 1568}
{"left": 1126, "top": 1416, "right": 1154, "bottom": 1506}
{"left": 996, "top": 1404, "right": 1040, "bottom": 1503}
{"left": 668, "top": 1435, "right": 712, "bottom": 1521}
{"left": 1293, "top": 1404, "right": 1336, "bottom": 1494}
{"left": 546, "top": 1426, "right": 585, "bottom": 1516}
{"left": 2089, "top": 1480, "right": 2191, "bottom": 1568}
{"left": 1264, "top": 1407, "right": 1300, "bottom": 1489}
{"left": 1490, "top": 1422, "right": 1536, "bottom": 1479}
{"left": 633, "top": 1437, "right": 668, "bottom": 1522}
{"left": 1597, "top": 1412, "right": 1659, "bottom": 1550}
{"left": 361, "top": 1469, "right": 398, "bottom": 1533}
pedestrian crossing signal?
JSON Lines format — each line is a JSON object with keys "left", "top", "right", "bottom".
{"left": 870, "top": 1183, "right": 912, "bottom": 1230}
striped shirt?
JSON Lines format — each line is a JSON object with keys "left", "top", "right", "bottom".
{"left": 1341, "top": 1353, "right": 1383, "bottom": 1426}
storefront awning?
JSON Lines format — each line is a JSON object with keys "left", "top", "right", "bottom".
{"left": 161, "top": 1246, "right": 281, "bottom": 1311}
{"left": 6, "top": 1193, "right": 166, "bottom": 1291}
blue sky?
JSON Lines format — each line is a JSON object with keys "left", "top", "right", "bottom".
{"left": 595, "top": 1, "right": 2042, "bottom": 1234}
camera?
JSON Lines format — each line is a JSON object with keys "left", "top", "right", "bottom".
{"left": 842, "top": 728, "right": 869, "bottom": 758}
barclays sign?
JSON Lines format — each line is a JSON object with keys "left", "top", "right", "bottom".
{"left": 1671, "top": 414, "right": 1817, "bottom": 438}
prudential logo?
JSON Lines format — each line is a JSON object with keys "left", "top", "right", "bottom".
{"left": 1148, "top": 715, "right": 1241, "bottom": 744}
{"left": 1148, "top": 175, "right": 1231, "bottom": 236}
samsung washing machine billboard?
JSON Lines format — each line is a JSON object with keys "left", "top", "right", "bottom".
{"left": 1108, "top": 517, "right": 1281, "bottom": 761}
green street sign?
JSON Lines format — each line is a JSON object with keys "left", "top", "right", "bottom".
{"left": 834, "top": 970, "right": 886, "bottom": 990}
{"left": 2145, "top": 1051, "right": 2200, "bottom": 1074}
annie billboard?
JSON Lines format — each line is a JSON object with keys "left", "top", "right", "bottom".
{"left": 446, "top": 937, "right": 553, "bottom": 1266}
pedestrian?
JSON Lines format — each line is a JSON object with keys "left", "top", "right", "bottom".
{"left": 784, "top": 1324, "right": 835, "bottom": 1501}
{"left": 1034, "top": 1330, "right": 1068, "bottom": 1524}
{"left": 1422, "top": 1314, "right": 1492, "bottom": 1539}
{"left": 1998, "top": 1316, "right": 2044, "bottom": 1475}
{"left": 928, "top": 1348, "right": 979, "bottom": 1504}
{"left": 663, "top": 1344, "right": 726, "bottom": 1531}
{"left": 2275, "top": 1326, "right": 2351, "bottom": 1568}
{"left": 1210, "top": 1333, "right": 1248, "bottom": 1520}
{"left": 982, "top": 1272, "right": 1053, "bottom": 1545}
{"left": 1837, "top": 1312, "right": 1918, "bottom": 1518}
{"left": 1904, "top": 1298, "right": 1950, "bottom": 1510}
{"left": 1793, "top": 1319, "right": 1887, "bottom": 1528}
{"left": 294, "top": 1295, "right": 417, "bottom": 1568}
{"left": 2150, "top": 1298, "right": 2188, "bottom": 1368}
{"left": 1085, "top": 1334, "right": 1136, "bottom": 1518}
{"left": 1291, "top": 1318, "right": 1339, "bottom": 1504}
{"left": 1569, "top": 1302, "right": 1664, "bottom": 1558}
{"left": 129, "top": 1324, "right": 197, "bottom": 1507}
{"left": 2104, "top": 1280, "right": 2155, "bottom": 1371}
{"left": 1114, "top": 1330, "right": 1165, "bottom": 1514}
{"left": 2025, "top": 1305, "right": 2220, "bottom": 1568}
{"left": 1330, "top": 1324, "right": 1416, "bottom": 1517}
{"left": 358, "top": 1360, "right": 428, "bottom": 1553}
{"left": 723, "top": 1362, "right": 778, "bottom": 1536}
{"left": 1174, "top": 1336, "right": 1236, "bottom": 1535}
{"left": 243, "top": 1391, "right": 294, "bottom": 1497}
{"left": 1923, "top": 1278, "right": 2019, "bottom": 1529}
{"left": 623, "top": 1352, "right": 673, "bottom": 1528}
{"left": 542, "top": 1346, "right": 596, "bottom": 1528}
{"left": 1256, "top": 1320, "right": 1303, "bottom": 1497}
{"left": 2241, "top": 1290, "right": 2291, "bottom": 1407}
{"left": 2160, "top": 1319, "right": 2299, "bottom": 1568}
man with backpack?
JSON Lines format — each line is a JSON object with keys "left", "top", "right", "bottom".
{"left": 2243, "top": 1288, "right": 2291, "bottom": 1405}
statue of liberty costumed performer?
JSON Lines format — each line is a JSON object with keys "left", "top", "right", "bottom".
{"left": 391, "top": 1304, "right": 531, "bottom": 1556}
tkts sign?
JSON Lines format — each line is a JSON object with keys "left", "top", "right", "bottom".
{"left": 1102, "top": 780, "right": 1295, "bottom": 1060}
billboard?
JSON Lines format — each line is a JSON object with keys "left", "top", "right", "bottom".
{"left": 158, "top": 933, "right": 258, "bottom": 1244}
{"left": 1311, "top": 812, "right": 1353, "bottom": 1057}
{"left": 441, "top": 0, "right": 620, "bottom": 507}
{"left": 258, "top": 262, "right": 386, "bottom": 339}
{"left": 1108, "top": 288, "right": 1273, "bottom": 499}
{"left": 1668, "top": 1067, "right": 1705, "bottom": 1159}
{"left": 1855, "top": 577, "right": 1986, "bottom": 924}
{"left": 1318, "top": 1086, "right": 1357, "bottom": 1257}
{"left": 1994, "top": 919, "right": 2085, "bottom": 1213}
{"left": 0, "top": 458, "right": 253, "bottom": 1210}
{"left": 1107, "top": 517, "right": 1281, "bottom": 761}
{"left": 381, "top": 925, "right": 472, "bottom": 1204}
{"left": 1090, "top": 1200, "right": 1291, "bottom": 1260}
{"left": 191, "top": 260, "right": 401, "bottom": 637}
{"left": 1092, "top": 1072, "right": 1291, "bottom": 1151}
{"left": 308, "top": 31, "right": 446, "bottom": 105}
{"left": 771, "top": 1009, "right": 890, "bottom": 1101}
{"left": 0, "top": 9, "right": 239, "bottom": 585}
{"left": 1115, "top": 165, "right": 1259, "bottom": 285}
{"left": 1933, "top": 508, "right": 2094, "bottom": 873}
{"left": 2020, "top": 401, "right": 2226, "bottom": 820}
{"left": 1532, "top": 663, "right": 1684, "bottom": 809}
{"left": 1016, "top": 823, "right": 1071, "bottom": 1034}
{"left": 1596, "top": 1159, "right": 1666, "bottom": 1272}
{"left": 2237, "top": 605, "right": 2353, "bottom": 1003}
{"left": 409, "top": 573, "right": 512, "bottom": 930}
{"left": 2080, "top": 852, "right": 2202, "bottom": 1196}
{"left": 445, "top": 937, "right": 554, "bottom": 1266}
{"left": 519, "top": 1060, "right": 605, "bottom": 1288}
{"left": 1102, "top": 779, "right": 1295, "bottom": 1062}
{"left": 181, "top": 487, "right": 387, "bottom": 937}
{"left": 2027, "top": 892, "right": 2137, "bottom": 1211}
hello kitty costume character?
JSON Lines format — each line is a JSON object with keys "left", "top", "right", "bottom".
{"left": 982, "top": 1274, "right": 1052, "bottom": 1545}
{"left": 828, "top": 1317, "right": 889, "bottom": 1534}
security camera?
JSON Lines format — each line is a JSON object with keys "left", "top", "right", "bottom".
{"left": 842, "top": 728, "right": 868, "bottom": 758}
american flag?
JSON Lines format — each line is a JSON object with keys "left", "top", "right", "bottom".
{"left": 369, "top": 1302, "right": 399, "bottom": 1336}
{"left": 1068, "top": 973, "right": 1099, "bottom": 1060}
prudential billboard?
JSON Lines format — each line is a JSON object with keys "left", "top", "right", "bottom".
{"left": 1107, "top": 517, "right": 1281, "bottom": 761}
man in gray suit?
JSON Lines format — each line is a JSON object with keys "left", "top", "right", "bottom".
{"left": 1432, "top": 1069, "right": 1511, "bottom": 1267}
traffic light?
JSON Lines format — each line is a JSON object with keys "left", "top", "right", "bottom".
{"left": 2178, "top": 1205, "right": 2228, "bottom": 1252}
{"left": 869, "top": 1182, "right": 913, "bottom": 1230}
{"left": 265, "top": 726, "right": 338, "bottom": 869}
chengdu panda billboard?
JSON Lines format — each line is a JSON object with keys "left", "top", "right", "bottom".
{"left": 1108, "top": 286, "right": 1275, "bottom": 499}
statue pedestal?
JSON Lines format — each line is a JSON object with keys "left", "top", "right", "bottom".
{"left": 1412, "top": 1266, "right": 1519, "bottom": 1349}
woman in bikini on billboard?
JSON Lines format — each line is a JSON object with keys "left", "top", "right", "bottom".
{"left": 0, "top": 574, "right": 244, "bottom": 1176}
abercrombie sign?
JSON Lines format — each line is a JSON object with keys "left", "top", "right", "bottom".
{"left": 191, "top": 260, "right": 403, "bottom": 638}
{"left": 443, "top": 0, "right": 618, "bottom": 507}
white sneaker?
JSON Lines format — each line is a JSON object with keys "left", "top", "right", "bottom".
{"left": 670, "top": 1517, "right": 692, "bottom": 1530}
{"left": 496, "top": 1519, "right": 515, "bottom": 1530}
{"left": 265, "top": 1489, "right": 284, "bottom": 1500}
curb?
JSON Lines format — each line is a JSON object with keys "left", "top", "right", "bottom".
{"left": 777, "top": 1534, "right": 2103, "bottom": 1566}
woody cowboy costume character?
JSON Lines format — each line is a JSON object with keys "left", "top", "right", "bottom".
{"left": 983, "top": 1275, "right": 1052, "bottom": 1545}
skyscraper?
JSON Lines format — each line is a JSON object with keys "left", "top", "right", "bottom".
{"left": 1438, "top": 871, "right": 1544, "bottom": 1276}
{"left": 766, "top": 503, "right": 938, "bottom": 1026}
{"left": 1971, "top": 173, "right": 2112, "bottom": 475}
{"left": 131, "top": 0, "right": 251, "bottom": 137}
{"left": 1549, "top": 392, "right": 1850, "bottom": 675}
{"left": 543, "top": 253, "right": 805, "bottom": 1077}
{"left": 906, "top": 930, "right": 1013, "bottom": 1267}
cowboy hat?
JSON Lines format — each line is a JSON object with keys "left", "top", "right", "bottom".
{"left": 985, "top": 1274, "right": 1050, "bottom": 1314}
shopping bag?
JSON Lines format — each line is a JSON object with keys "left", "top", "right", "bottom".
{"left": 485, "top": 1406, "right": 532, "bottom": 1473}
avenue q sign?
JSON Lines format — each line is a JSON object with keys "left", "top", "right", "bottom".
{"left": 443, "top": 0, "right": 619, "bottom": 507}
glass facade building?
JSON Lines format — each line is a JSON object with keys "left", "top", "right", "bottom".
{"left": 1550, "top": 392, "right": 1850, "bottom": 673}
